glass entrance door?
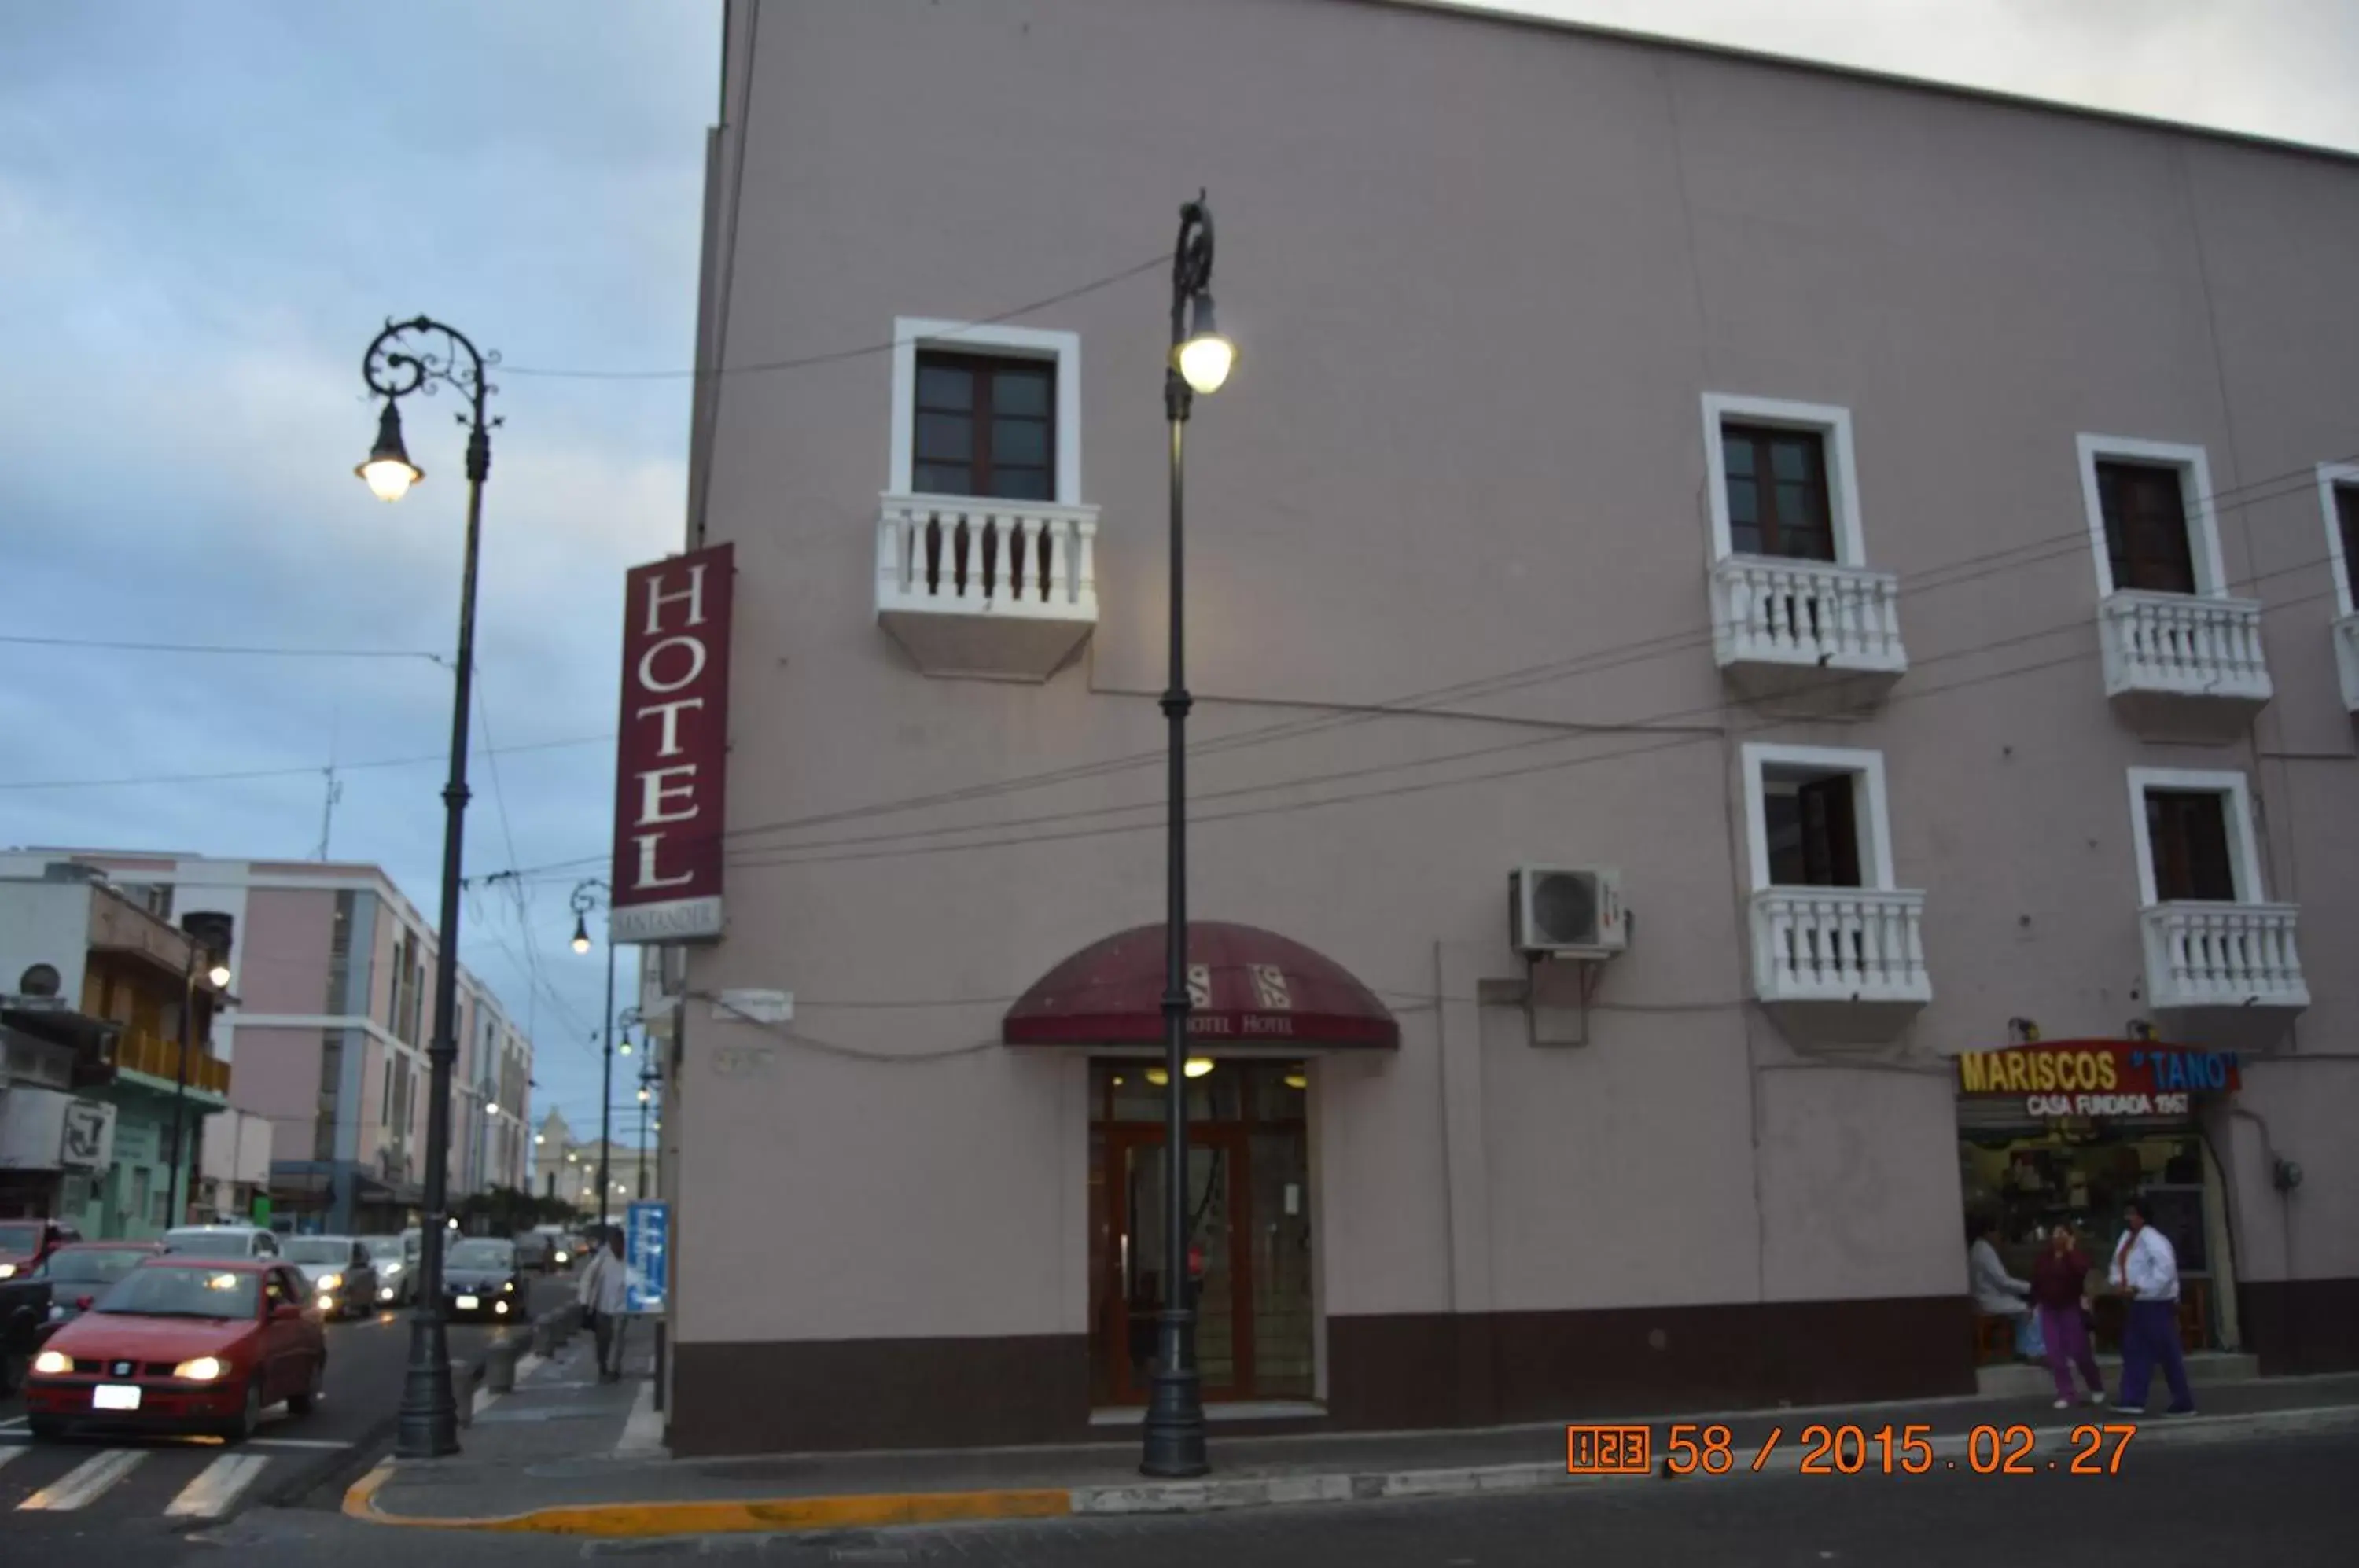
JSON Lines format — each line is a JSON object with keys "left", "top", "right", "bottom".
{"left": 1089, "top": 1060, "right": 1312, "bottom": 1406}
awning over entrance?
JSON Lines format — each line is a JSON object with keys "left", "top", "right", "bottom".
{"left": 1003, "top": 921, "right": 1399, "bottom": 1050}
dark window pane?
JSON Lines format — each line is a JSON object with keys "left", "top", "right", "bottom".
{"left": 993, "top": 370, "right": 1051, "bottom": 417}
{"left": 916, "top": 411, "right": 973, "bottom": 462}
{"left": 1776, "top": 481, "right": 1814, "bottom": 521}
{"left": 1771, "top": 439, "right": 1812, "bottom": 481}
{"left": 916, "top": 363, "right": 973, "bottom": 410}
{"left": 992, "top": 467, "right": 1052, "bottom": 502}
{"left": 1728, "top": 485, "right": 1758, "bottom": 527}
{"left": 993, "top": 417, "right": 1048, "bottom": 466}
{"left": 914, "top": 462, "right": 971, "bottom": 495}
{"left": 2097, "top": 460, "right": 2196, "bottom": 595}
{"left": 2147, "top": 791, "right": 2236, "bottom": 902}
{"left": 1763, "top": 775, "right": 1861, "bottom": 888}
{"left": 1723, "top": 436, "right": 1754, "bottom": 478}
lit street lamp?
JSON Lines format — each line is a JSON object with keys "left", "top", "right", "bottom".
{"left": 353, "top": 314, "right": 499, "bottom": 1461}
{"left": 569, "top": 881, "right": 620, "bottom": 1232}
{"left": 1142, "top": 193, "right": 1233, "bottom": 1482}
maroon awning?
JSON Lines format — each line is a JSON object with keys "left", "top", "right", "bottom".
{"left": 1002, "top": 922, "right": 1399, "bottom": 1049}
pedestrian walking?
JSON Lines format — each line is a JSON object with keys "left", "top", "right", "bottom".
{"left": 2029, "top": 1220, "right": 2105, "bottom": 1408}
{"left": 577, "top": 1225, "right": 630, "bottom": 1382}
{"left": 2111, "top": 1198, "right": 2196, "bottom": 1416}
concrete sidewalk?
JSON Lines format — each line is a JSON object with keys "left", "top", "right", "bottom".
{"left": 347, "top": 1364, "right": 2359, "bottom": 1538}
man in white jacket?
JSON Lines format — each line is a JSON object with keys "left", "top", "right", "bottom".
{"left": 576, "top": 1226, "right": 631, "bottom": 1383}
{"left": 2111, "top": 1198, "right": 2196, "bottom": 1416}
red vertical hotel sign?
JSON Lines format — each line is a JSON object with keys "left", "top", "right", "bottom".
{"left": 610, "top": 543, "right": 733, "bottom": 943}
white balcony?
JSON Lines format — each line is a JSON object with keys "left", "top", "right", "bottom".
{"left": 1750, "top": 885, "right": 1930, "bottom": 1045}
{"left": 2099, "top": 591, "right": 2272, "bottom": 739}
{"left": 2142, "top": 903, "right": 2307, "bottom": 1046}
{"left": 1711, "top": 557, "right": 1906, "bottom": 707}
{"left": 2335, "top": 614, "right": 2359, "bottom": 714}
{"left": 875, "top": 494, "right": 1099, "bottom": 681}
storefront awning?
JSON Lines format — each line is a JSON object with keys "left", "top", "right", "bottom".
{"left": 1003, "top": 922, "right": 1399, "bottom": 1050}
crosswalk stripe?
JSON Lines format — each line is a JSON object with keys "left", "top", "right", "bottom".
{"left": 18, "top": 1448, "right": 145, "bottom": 1511}
{"left": 164, "top": 1452, "right": 272, "bottom": 1519}
{"left": 0, "top": 1446, "right": 24, "bottom": 1474}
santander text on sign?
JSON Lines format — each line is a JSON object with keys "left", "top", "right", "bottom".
{"left": 610, "top": 543, "right": 734, "bottom": 944}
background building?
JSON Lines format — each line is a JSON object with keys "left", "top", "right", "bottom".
{"left": 0, "top": 862, "right": 232, "bottom": 1236}
{"left": 0, "top": 850, "right": 537, "bottom": 1235}
{"left": 657, "top": 0, "right": 2359, "bottom": 1455}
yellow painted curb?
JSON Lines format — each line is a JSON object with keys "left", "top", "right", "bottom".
{"left": 344, "top": 1462, "right": 1072, "bottom": 1537}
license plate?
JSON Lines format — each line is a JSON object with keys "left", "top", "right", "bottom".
{"left": 93, "top": 1384, "right": 142, "bottom": 1412}
{"left": 456, "top": 1294, "right": 479, "bottom": 1309}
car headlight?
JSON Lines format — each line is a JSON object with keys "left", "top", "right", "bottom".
{"left": 174, "top": 1356, "right": 227, "bottom": 1382}
{"left": 318, "top": 1272, "right": 343, "bottom": 1291}
{"left": 554, "top": 1250, "right": 569, "bottom": 1263}
{"left": 501, "top": 1279, "right": 517, "bottom": 1293}
{"left": 31, "top": 1349, "right": 70, "bottom": 1376}
{"left": 0, "top": 1263, "right": 17, "bottom": 1279}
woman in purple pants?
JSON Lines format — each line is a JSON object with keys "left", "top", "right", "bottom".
{"left": 2029, "top": 1222, "right": 2104, "bottom": 1408}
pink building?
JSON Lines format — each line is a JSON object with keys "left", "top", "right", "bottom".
{"left": 0, "top": 852, "right": 535, "bottom": 1233}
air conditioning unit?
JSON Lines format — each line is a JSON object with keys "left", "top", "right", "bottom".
{"left": 1509, "top": 866, "right": 1628, "bottom": 959}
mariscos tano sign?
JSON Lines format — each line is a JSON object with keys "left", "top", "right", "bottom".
{"left": 609, "top": 543, "right": 734, "bottom": 944}
{"left": 1956, "top": 1040, "right": 2240, "bottom": 1120}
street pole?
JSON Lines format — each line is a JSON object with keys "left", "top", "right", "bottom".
{"left": 356, "top": 315, "right": 499, "bottom": 1461}
{"left": 571, "top": 881, "right": 617, "bottom": 1234}
{"left": 1142, "top": 193, "right": 1231, "bottom": 1480}
{"left": 164, "top": 949, "right": 195, "bottom": 1230}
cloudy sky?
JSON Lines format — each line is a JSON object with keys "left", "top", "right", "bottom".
{"left": 2, "top": 0, "right": 2351, "bottom": 1149}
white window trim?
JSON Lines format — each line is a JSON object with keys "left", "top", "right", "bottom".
{"left": 2317, "top": 462, "right": 2359, "bottom": 618}
{"left": 2075, "top": 434, "right": 2230, "bottom": 599}
{"left": 1702, "top": 393, "right": 1868, "bottom": 567}
{"left": 1739, "top": 742, "right": 1897, "bottom": 893}
{"left": 889, "top": 316, "right": 1083, "bottom": 505}
{"left": 2124, "top": 767, "right": 2265, "bottom": 907}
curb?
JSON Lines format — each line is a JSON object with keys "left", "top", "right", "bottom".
{"left": 341, "top": 1402, "right": 2359, "bottom": 1537}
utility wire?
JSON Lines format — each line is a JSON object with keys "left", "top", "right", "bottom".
{"left": 713, "top": 582, "right": 2346, "bottom": 873}
{"left": 0, "top": 732, "right": 609, "bottom": 792}
{"left": 559, "top": 448, "right": 2353, "bottom": 874}
{"left": 501, "top": 252, "right": 1170, "bottom": 382}
{"left": 0, "top": 633, "right": 446, "bottom": 662}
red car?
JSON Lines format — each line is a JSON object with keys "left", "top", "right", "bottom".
{"left": 24, "top": 1257, "right": 327, "bottom": 1441}
{"left": 0, "top": 1218, "right": 82, "bottom": 1280}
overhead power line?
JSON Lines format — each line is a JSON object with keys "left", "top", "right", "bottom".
{"left": 0, "top": 633, "right": 447, "bottom": 661}
{"left": 0, "top": 732, "right": 609, "bottom": 792}
{"left": 500, "top": 250, "right": 1171, "bottom": 383}
{"left": 474, "top": 445, "right": 2359, "bottom": 885}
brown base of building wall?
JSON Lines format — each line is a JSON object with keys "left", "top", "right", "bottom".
{"left": 2240, "top": 1278, "right": 2359, "bottom": 1376}
{"left": 669, "top": 1296, "right": 1978, "bottom": 1456}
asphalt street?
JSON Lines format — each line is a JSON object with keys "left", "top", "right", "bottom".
{"left": 68, "top": 1422, "right": 2359, "bottom": 1568}
{"left": 0, "top": 1272, "right": 569, "bottom": 1546}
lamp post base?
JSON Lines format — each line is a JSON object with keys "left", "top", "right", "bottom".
{"left": 1139, "top": 1310, "right": 1209, "bottom": 1478}
{"left": 394, "top": 1313, "right": 461, "bottom": 1458}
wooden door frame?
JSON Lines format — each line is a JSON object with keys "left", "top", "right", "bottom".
{"left": 1100, "top": 1122, "right": 1258, "bottom": 1404}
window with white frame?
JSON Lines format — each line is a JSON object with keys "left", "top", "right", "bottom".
{"left": 889, "top": 318, "right": 1082, "bottom": 506}
{"left": 2125, "top": 768, "right": 2264, "bottom": 906}
{"left": 1702, "top": 395, "right": 1868, "bottom": 567}
{"left": 2075, "top": 436, "right": 2228, "bottom": 599}
{"left": 2319, "top": 462, "right": 2359, "bottom": 617}
{"left": 1741, "top": 744, "right": 1897, "bottom": 892}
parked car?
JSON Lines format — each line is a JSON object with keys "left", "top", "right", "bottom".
{"left": 440, "top": 1238, "right": 526, "bottom": 1322}
{"left": 161, "top": 1224, "right": 282, "bottom": 1261}
{"left": 22, "top": 1257, "right": 327, "bottom": 1441}
{"left": 0, "top": 1218, "right": 83, "bottom": 1281}
{"left": 278, "top": 1235, "right": 379, "bottom": 1319}
{"left": 512, "top": 1231, "right": 554, "bottom": 1272}
{"left": 360, "top": 1234, "right": 418, "bottom": 1306}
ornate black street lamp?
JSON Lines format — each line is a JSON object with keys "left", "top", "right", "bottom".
{"left": 1141, "top": 193, "right": 1236, "bottom": 1481}
{"left": 354, "top": 315, "right": 499, "bottom": 1460}
{"left": 569, "top": 880, "right": 620, "bottom": 1232}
